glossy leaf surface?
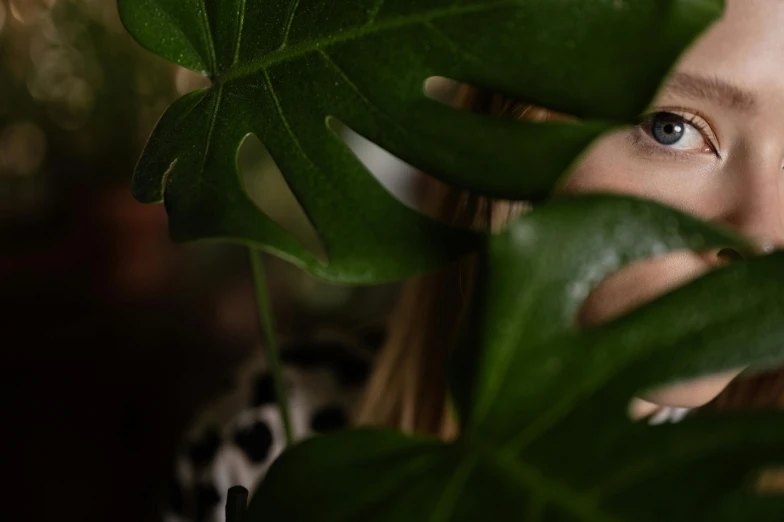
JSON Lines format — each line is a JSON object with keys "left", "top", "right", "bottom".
{"left": 117, "top": 0, "right": 723, "bottom": 283}
{"left": 249, "top": 196, "right": 784, "bottom": 521}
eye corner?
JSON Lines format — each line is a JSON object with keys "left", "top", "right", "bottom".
{"left": 633, "top": 109, "right": 721, "bottom": 158}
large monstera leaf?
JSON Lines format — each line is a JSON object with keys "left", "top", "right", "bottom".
{"left": 117, "top": 0, "right": 723, "bottom": 283}
{"left": 248, "top": 196, "right": 784, "bottom": 521}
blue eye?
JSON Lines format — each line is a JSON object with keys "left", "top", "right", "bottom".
{"left": 651, "top": 112, "right": 685, "bottom": 145}
{"left": 641, "top": 111, "right": 714, "bottom": 153}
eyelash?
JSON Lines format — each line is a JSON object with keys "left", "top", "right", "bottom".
{"left": 631, "top": 109, "right": 721, "bottom": 159}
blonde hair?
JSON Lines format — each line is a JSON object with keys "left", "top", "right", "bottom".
{"left": 355, "top": 86, "right": 534, "bottom": 437}
{"left": 356, "top": 85, "right": 784, "bottom": 438}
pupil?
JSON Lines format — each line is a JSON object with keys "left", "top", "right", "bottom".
{"left": 652, "top": 113, "right": 685, "bottom": 145}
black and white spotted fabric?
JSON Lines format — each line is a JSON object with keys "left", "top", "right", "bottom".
{"left": 164, "top": 327, "right": 695, "bottom": 522}
{"left": 165, "top": 331, "right": 375, "bottom": 522}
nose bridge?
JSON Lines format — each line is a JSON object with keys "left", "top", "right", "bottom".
{"left": 725, "top": 148, "right": 784, "bottom": 248}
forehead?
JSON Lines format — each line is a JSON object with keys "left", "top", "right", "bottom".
{"left": 673, "top": 0, "right": 784, "bottom": 95}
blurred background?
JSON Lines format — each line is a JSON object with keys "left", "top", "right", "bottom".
{"left": 0, "top": 1, "right": 407, "bottom": 520}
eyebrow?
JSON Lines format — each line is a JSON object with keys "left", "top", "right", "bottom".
{"left": 661, "top": 72, "right": 758, "bottom": 112}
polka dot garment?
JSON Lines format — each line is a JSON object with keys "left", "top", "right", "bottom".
{"left": 164, "top": 329, "right": 376, "bottom": 522}
{"left": 164, "top": 326, "right": 695, "bottom": 522}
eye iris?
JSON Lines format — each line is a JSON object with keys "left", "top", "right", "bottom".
{"left": 652, "top": 113, "right": 685, "bottom": 145}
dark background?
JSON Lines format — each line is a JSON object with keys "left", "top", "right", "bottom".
{"left": 0, "top": 2, "right": 397, "bottom": 520}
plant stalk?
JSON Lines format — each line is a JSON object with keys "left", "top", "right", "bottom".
{"left": 247, "top": 248, "right": 294, "bottom": 446}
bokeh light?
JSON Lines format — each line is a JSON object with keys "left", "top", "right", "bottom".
{"left": 8, "top": 0, "right": 51, "bottom": 26}
{"left": 0, "top": 2, "right": 7, "bottom": 36}
{"left": 0, "top": 121, "right": 47, "bottom": 177}
{"left": 0, "top": 0, "right": 185, "bottom": 181}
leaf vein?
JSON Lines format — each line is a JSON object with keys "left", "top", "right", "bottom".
{"left": 317, "top": 49, "right": 404, "bottom": 133}
{"left": 429, "top": 457, "right": 476, "bottom": 522}
{"left": 470, "top": 289, "right": 540, "bottom": 431}
{"left": 366, "top": 0, "right": 386, "bottom": 25}
{"left": 231, "top": 0, "right": 248, "bottom": 66}
{"left": 145, "top": 1, "right": 209, "bottom": 73}
{"left": 423, "top": 20, "right": 485, "bottom": 66}
{"left": 174, "top": 90, "right": 212, "bottom": 127}
{"left": 503, "top": 326, "right": 722, "bottom": 455}
{"left": 280, "top": 0, "right": 302, "bottom": 49}
{"left": 220, "top": 0, "right": 517, "bottom": 83}
{"left": 199, "top": 0, "right": 217, "bottom": 75}
{"left": 491, "top": 456, "right": 622, "bottom": 522}
{"left": 260, "top": 67, "right": 393, "bottom": 262}
{"left": 590, "top": 431, "right": 737, "bottom": 500}
{"left": 199, "top": 87, "right": 223, "bottom": 183}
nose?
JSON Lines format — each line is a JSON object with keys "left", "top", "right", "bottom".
{"left": 714, "top": 151, "right": 784, "bottom": 259}
{"left": 715, "top": 242, "right": 775, "bottom": 264}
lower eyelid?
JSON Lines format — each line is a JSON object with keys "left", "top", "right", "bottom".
{"left": 628, "top": 127, "right": 711, "bottom": 162}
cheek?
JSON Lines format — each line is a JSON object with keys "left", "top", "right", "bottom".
{"left": 559, "top": 132, "right": 717, "bottom": 216}
{"left": 559, "top": 131, "right": 640, "bottom": 195}
{"left": 562, "top": 134, "right": 716, "bottom": 324}
{"left": 578, "top": 251, "right": 709, "bottom": 328}
{"left": 578, "top": 251, "right": 739, "bottom": 409}
{"left": 559, "top": 131, "right": 741, "bottom": 409}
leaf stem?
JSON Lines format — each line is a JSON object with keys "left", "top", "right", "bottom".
{"left": 247, "top": 247, "right": 294, "bottom": 446}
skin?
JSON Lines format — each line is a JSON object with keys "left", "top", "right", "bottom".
{"left": 560, "top": 0, "right": 784, "bottom": 410}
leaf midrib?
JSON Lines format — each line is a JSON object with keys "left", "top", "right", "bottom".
{"left": 199, "top": 0, "right": 217, "bottom": 74}
{"left": 215, "top": 0, "right": 517, "bottom": 84}
{"left": 478, "top": 444, "right": 622, "bottom": 522}
{"left": 588, "top": 431, "right": 738, "bottom": 501}
{"left": 231, "top": 0, "right": 248, "bottom": 66}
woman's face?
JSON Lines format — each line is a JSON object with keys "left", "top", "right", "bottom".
{"left": 562, "top": 0, "right": 784, "bottom": 409}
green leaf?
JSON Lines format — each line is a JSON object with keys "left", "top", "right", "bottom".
{"left": 454, "top": 194, "right": 752, "bottom": 442}
{"left": 248, "top": 196, "right": 784, "bottom": 521}
{"left": 117, "top": 0, "right": 216, "bottom": 74}
{"left": 118, "top": 0, "right": 723, "bottom": 283}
